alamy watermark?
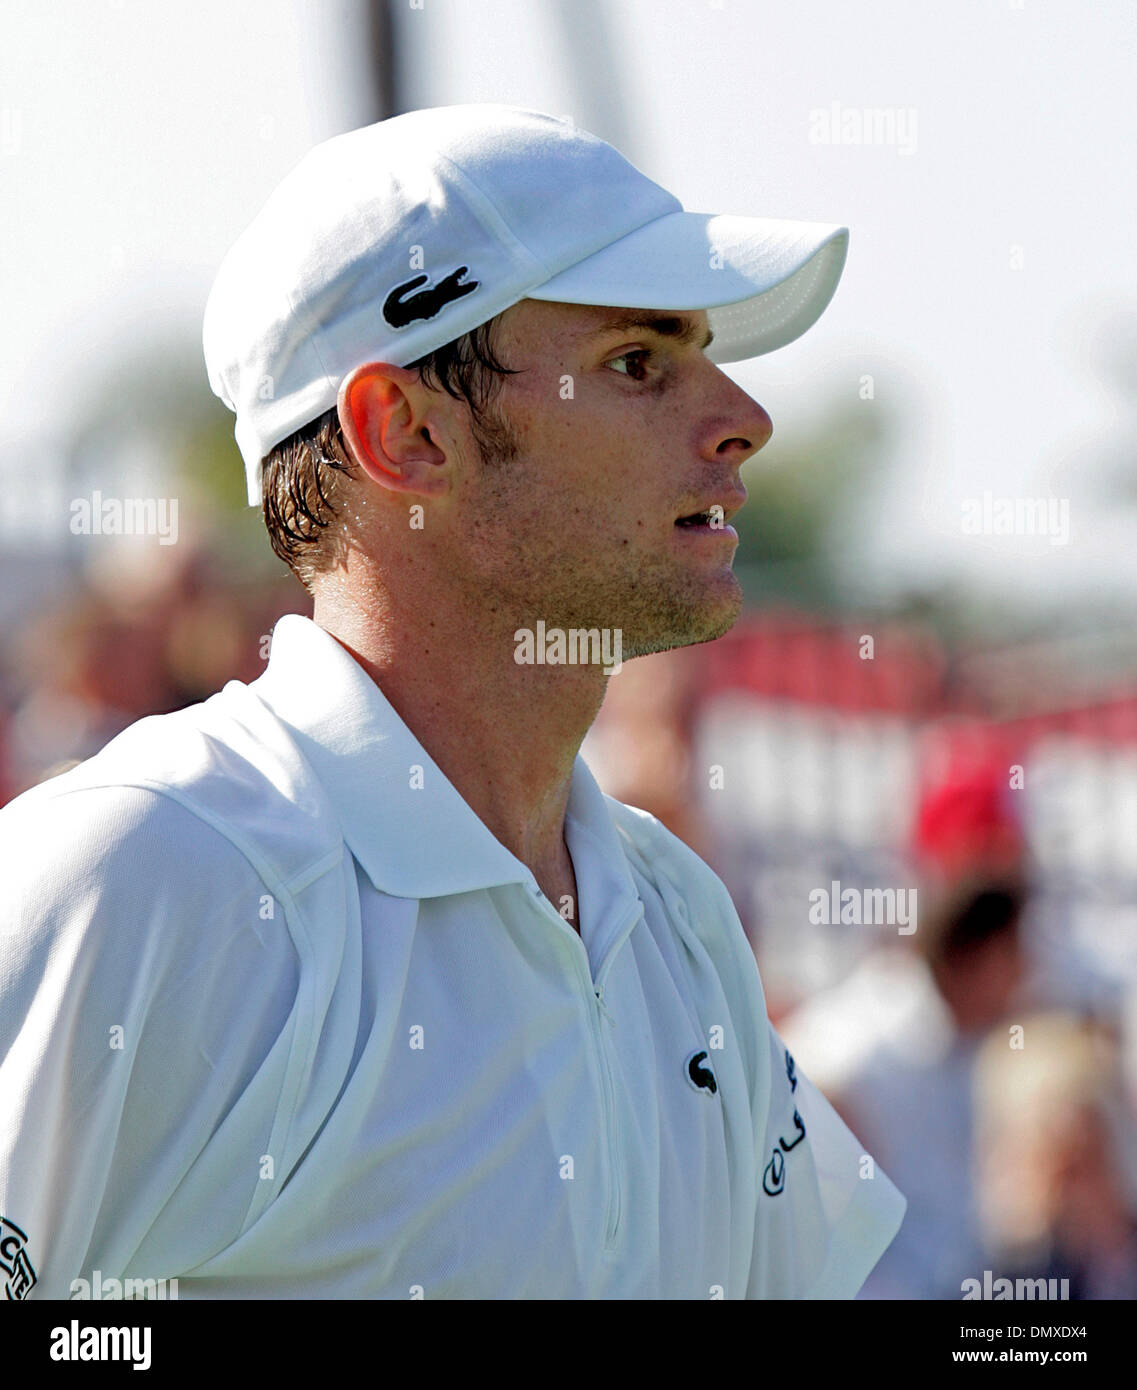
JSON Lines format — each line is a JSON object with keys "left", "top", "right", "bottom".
{"left": 50, "top": 1321, "right": 151, "bottom": 1370}
{"left": 961, "top": 491, "right": 1069, "bottom": 546}
{"left": 808, "top": 102, "right": 918, "bottom": 155}
{"left": 69, "top": 490, "right": 178, "bottom": 545}
{"left": 808, "top": 880, "right": 917, "bottom": 934}
{"left": 961, "top": 1270, "right": 1070, "bottom": 1300}
{"left": 514, "top": 621, "right": 622, "bottom": 675}
{"left": 69, "top": 1269, "right": 179, "bottom": 1299}
{"left": 1, "top": 107, "right": 22, "bottom": 156}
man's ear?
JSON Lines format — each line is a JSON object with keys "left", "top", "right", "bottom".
{"left": 336, "top": 362, "right": 449, "bottom": 497}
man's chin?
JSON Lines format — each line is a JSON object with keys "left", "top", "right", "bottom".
{"left": 622, "top": 577, "right": 744, "bottom": 660}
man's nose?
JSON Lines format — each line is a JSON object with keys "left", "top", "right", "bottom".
{"left": 704, "top": 379, "right": 773, "bottom": 464}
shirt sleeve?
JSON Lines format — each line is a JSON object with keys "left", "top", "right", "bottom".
{"left": 747, "top": 1019, "right": 908, "bottom": 1299}
{"left": 0, "top": 780, "right": 296, "bottom": 1300}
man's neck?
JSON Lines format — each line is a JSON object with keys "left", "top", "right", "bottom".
{"left": 312, "top": 589, "right": 609, "bottom": 906}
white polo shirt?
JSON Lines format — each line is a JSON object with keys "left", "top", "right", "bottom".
{"left": 0, "top": 614, "right": 904, "bottom": 1300}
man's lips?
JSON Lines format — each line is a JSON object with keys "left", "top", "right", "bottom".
{"left": 673, "top": 488, "right": 746, "bottom": 532}
{"left": 673, "top": 516, "right": 739, "bottom": 540}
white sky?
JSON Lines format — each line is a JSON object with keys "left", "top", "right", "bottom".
{"left": 3, "top": 0, "right": 1136, "bottom": 617}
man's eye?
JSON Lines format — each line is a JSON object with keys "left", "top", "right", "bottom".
{"left": 607, "top": 349, "right": 652, "bottom": 381}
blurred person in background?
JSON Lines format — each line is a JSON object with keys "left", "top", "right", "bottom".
{"left": 975, "top": 1011, "right": 1137, "bottom": 1300}
{"left": 0, "top": 540, "right": 304, "bottom": 799}
{"left": 837, "top": 879, "right": 1027, "bottom": 1299}
{"left": 4, "top": 590, "right": 174, "bottom": 793}
{"left": 779, "top": 746, "right": 1032, "bottom": 1298}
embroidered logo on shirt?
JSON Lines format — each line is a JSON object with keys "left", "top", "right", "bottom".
{"left": 0, "top": 1215, "right": 37, "bottom": 1300}
{"left": 685, "top": 1049, "right": 718, "bottom": 1094}
{"left": 762, "top": 1048, "right": 808, "bottom": 1197}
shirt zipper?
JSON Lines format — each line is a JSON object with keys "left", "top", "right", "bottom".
{"left": 584, "top": 907, "right": 644, "bottom": 1247}
{"left": 534, "top": 886, "right": 626, "bottom": 1247}
{"left": 586, "top": 971, "right": 621, "bottom": 1246}
{"left": 582, "top": 917, "right": 640, "bottom": 1248}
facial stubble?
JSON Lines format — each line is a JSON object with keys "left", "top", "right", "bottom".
{"left": 463, "top": 402, "right": 744, "bottom": 661}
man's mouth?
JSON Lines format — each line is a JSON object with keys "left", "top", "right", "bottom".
{"left": 673, "top": 488, "right": 746, "bottom": 532}
{"left": 674, "top": 510, "right": 738, "bottom": 539}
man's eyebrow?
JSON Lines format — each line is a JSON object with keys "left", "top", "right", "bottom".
{"left": 586, "top": 312, "right": 715, "bottom": 351}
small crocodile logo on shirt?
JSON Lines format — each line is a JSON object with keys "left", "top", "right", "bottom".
{"left": 686, "top": 1049, "right": 717, "bottom": 1094}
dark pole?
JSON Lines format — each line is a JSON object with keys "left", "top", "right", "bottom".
{"left": 365, "top": 0, "right": 405, "bottom": 121}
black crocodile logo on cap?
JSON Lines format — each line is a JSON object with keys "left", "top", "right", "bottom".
{"left": 382, "top": 266, "right": 480, "bottom": 329}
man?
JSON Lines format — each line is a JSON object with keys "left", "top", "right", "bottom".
{"left": 0, "top": 104, "right": 904, "bottom": 1299}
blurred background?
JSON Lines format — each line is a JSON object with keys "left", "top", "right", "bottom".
{"left": 3, "top": 0, "right": 1136, "bottom": 1299}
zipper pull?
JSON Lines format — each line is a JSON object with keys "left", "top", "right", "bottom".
{"left": 595, "top": 986, "right": 615, "bottom": 1027}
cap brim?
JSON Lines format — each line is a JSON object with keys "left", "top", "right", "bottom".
{"left": 526, "top": 211, "right": 848, "bottom": 361}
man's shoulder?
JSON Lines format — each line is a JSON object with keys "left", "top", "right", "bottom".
{"left": 2, "top": 677, "right": 342, "bottom": 892}
{"left": 602, "top": 794, "right": 741, "bottom": 937}
{"left": 603, "top": 793, "right": 704, "bottom": 867}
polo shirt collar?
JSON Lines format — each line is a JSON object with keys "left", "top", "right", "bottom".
{"left": 249, "top": 614, "right": 635, "bottom": 909}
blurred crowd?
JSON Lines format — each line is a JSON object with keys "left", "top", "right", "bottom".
{"left": 4, "top": 552, "right": 1136, "bottom": 1300}
{"left": 0, "top": 542, "right": 305, "bottom": 805}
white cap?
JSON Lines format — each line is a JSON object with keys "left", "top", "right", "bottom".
{"left": 203, "top": 104, "right": 850, "bottom": 507}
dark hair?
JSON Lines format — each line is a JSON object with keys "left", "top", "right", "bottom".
{"left": 932, "top": 884, "right": 1023, "bottom": 968}
{"left": 261, "top": 316, "right": 519, "bottom": 590}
